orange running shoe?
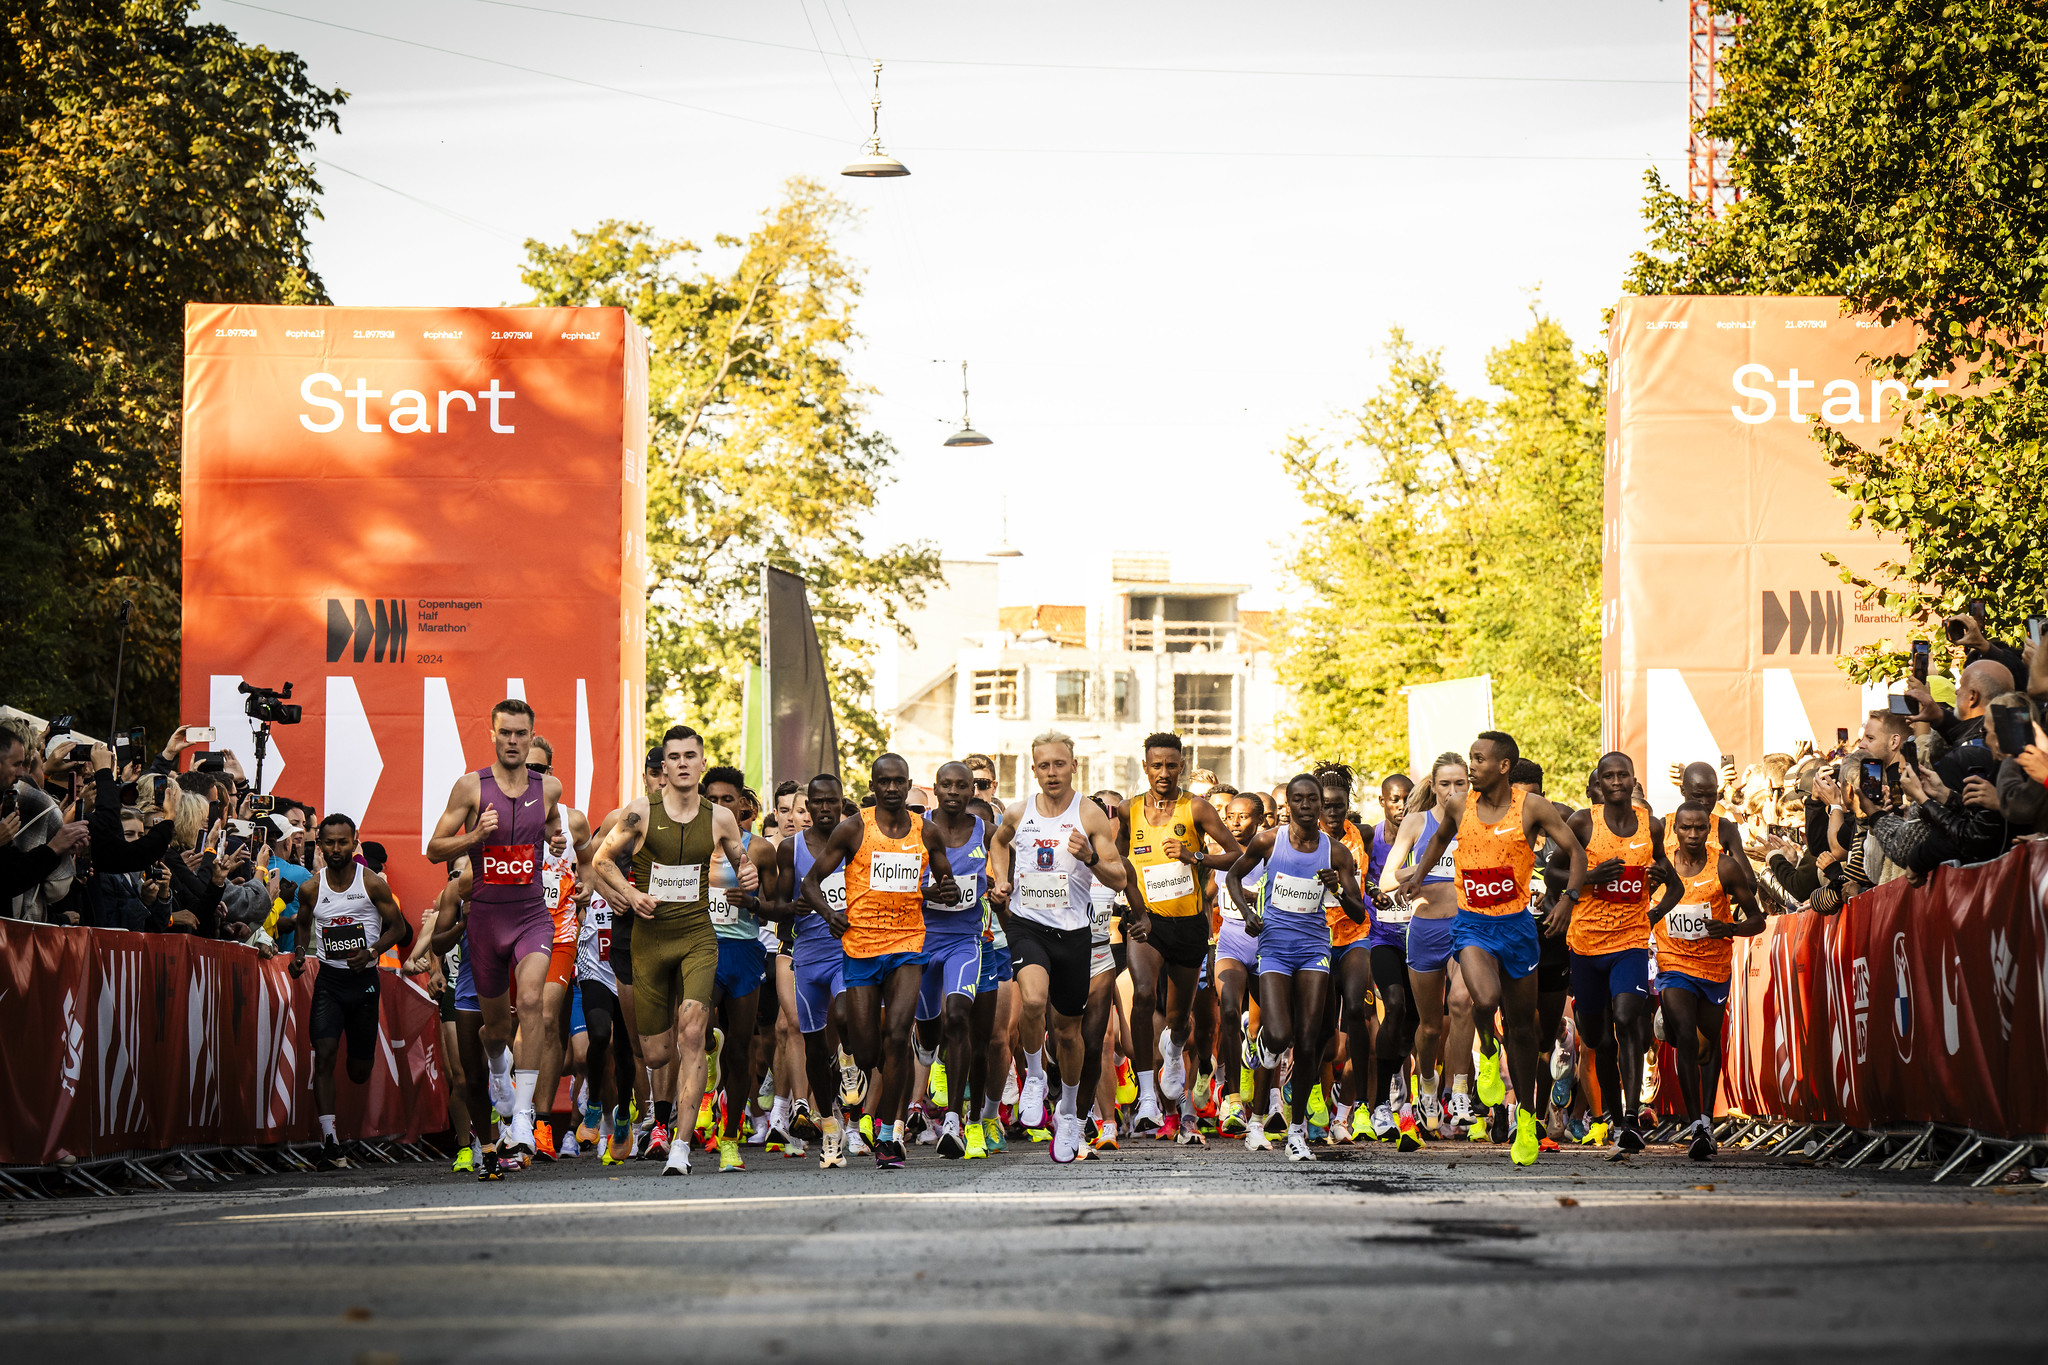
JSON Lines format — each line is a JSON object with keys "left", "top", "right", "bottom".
{"left": 532, "top": 1120, "right": 557, "bottom": 1161}
{"left": 1157, "top": 1113, "right": 1181, "bottom": 1141}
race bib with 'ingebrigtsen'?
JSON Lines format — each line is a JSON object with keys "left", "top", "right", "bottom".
{"left": 869, "top": 850, "right": 922, "bottom": 894}
{"left": 479, "top": 844, "right": 537, "bottom": 885}
{"left": 1267, "top": 872, "right": 1328, "bottom": 916}
{"left": 648, "top": 862, "right": 702, "bottom": 904}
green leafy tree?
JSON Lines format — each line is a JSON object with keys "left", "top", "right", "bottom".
{"left": 521, "top": 181, "right": 938, "bottom": 769}
{"left": 1, "top": 0, "right": 341, "bottom": 734}
{"left": 1625, "top": 0, "right": 2048, "bottom": 679}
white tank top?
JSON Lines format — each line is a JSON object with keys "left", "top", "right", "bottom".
{"left": 313, "top": 862, "right": 381, "bottom": 968}
{"left": 576, "top": 891, "right": 617, "bottom": 992}
{"left": 1012, "top": 789, "right": 1092, "bottom": 931}
{"left": 1085, "top": 874, "right": 1118, "bottom": 945}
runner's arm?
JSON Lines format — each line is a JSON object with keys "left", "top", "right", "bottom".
{"left": 1077, "top": 799, "right": 1127, "bottom": 892}
{"left": 424, "top": 774, "right": 486, "bottom": 863}
{"left": 799, "top": 815, "right": 863, "bottom": 930}
{"left": 1188, "top": 797, "right": 1242, "bottom": 871}
{"left": 592, "top": 799, "right": 654, "bottom": 917}
{"left": 1379, "top": 812, "right": 1423, "bottom": 892}
{"left": 988, "top": 806, "right": 1021, "bottom": 904}
{"left": 1711, "top": 851, "right": 1768, "bottom": 937}
{"left": 921, "top": 822, "right": 963, "bottom": 905}
{"left": 740, "top": 835, "right": 791, "bottom": 921}
{"left": 1646, "top": 859, "right": 1687, "bottom": 926}
{"left": 429, "top": 880, "right": 469, "bottom": 954}
{"left": 711, "top": 805, "right": 758, "bottom": 893}
{"left": 1399, "top": 795, "right": 1462, "bottom": 894}
{"left": 1322, "top": 839, "right": 1368, "bottom": 923}
{"left": 361, "top": 873, "right": 411, "bottom": 969}
{"left": 1225, "top": 828, "right": 1273, "bottom": 930}
{"left": 1529, "top": 795, "right": 1587, "bottom": 935}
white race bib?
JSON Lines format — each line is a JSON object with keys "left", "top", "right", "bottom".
{"left": 1141, "top": 860, "right": 1197, "bottom": 905}
{"left": 1016, "top": 872, "right": 1068, "bottom": 915}
{"left": 869, "top": 850, "right": 922, "bottom": 894}
{"left": 1376, "top": 900, "right": 1414, "bottom": 925}
{"left": 542, "top": 871, "right": 565, "bottom": 910}
{"left": 1664, "top": 905, "right": 1713, "bottom": 941}
{"left": 1429, "top": 844, "right": 1456, "bottom": 880}
{"left": 709, "top": 895, "right": 740, "bottom": 927}
{"left": 1090, "top": 892, "right": 1116, "bottom": 943}
{"left": 1268, "top": 872, "right": 1328, "bottom": 916}
{"left": 648, "top": 862, "right": 701, "bottom": 904}
{"left": 820, "top": 868, "right": 846, "bottom": 915}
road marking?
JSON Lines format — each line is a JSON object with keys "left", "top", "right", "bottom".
{"left": 0, "top": 1307, "right": 1207, "bottom": 1335}
{"left": 0, "top": 1187, "right": 388, "bottom": 1243}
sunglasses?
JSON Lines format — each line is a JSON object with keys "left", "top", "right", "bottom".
{"left": 974, "top": 779, "right": 994, "bottom": 790}
{"left": 527, "top": 762, "right": 550, "bottom": 775}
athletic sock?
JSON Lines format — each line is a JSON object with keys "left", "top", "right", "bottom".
{"left": 1137, "top": 1073, "right": 1158, "bottom": 1106}
{"left": 318, "top": 1114, "right": 337, "bottom": 1141}
{"left": 1025, "top": 1048, "right": 1046, "bottom": 1082}
{"left": 982, "top": 1093, "right": 1002, "bottom": 1122}
{"left": 654, "top": 1100, "right": 674, "bottom": 1126}
{"left": 512, "top": 1070, "right": 538, "bottom": 1121}
{"left": 876, "top": 1121, "right": 893, "bottom": 1144}
{"left": 1267, "top": 1087, "right": 1284, "bottom": 1117}
{"left": 768, "top": 1096, "right": 790, "bottom": 1130}
{"left": 488, "top": 1044, "right": 513, "bottom": 1080}
{"left": 1059, "top": 1082, "right": 1080, "bottom": 1118}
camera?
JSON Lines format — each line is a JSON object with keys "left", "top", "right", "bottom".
{"left": 237, "top": 680, "right": 302, "bottom": 726}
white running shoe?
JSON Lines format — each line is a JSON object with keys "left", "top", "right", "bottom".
{"left": 1002, "top": 1067, "right": 1021, "bottom": 1106}
{"left": 1448, "top": 1089, "right": 1477, "bottom": 1128}
{"left": 1019, "top": 1073, "right": 1048, "bottom": 1129}
{"left": 1285, "top": 1127, "right": 1316, "bottom": 1162}
{"left": 838, "top": 1048, "right": 866, "bottom": 1108}
{"left": 913, "top": 1032, "right": 939, "bottom": 1066}
{"left": 1158, "top": 1028, "right": 1185, "bottom": 1101}
{"left": 1052, "top": 1112, "right": 1083, "bottom": 1163}
{"left": 937, "top": 1111, "right": 966, "bottom": 1159}
{"left": 505, "top": 1108, "right": 537, "bottom": 1156}
{"left": 1244, "top": 1123, "right": 1274, "bottom": 1152}
{"left": 487, "top": 1065, "right": 514, "bottom": 1118}
{"left": 748, "top": 1113, "right": 770, "bottom": 1146}
{"left": 660, "top": 1144, "right": 692, "bottom": 1176}
{"left": 1371, "top": 1103, "right": 1396, "bottom": 1140}
{"left": 916, "top": 1111, "right": 940, "bottom": 1146}
{"left": 844, "top": 1122, "right": 872, "bottom": 1157}
{"left": 1130, "top": 1096, "right": 1166, "bottom": 1135}
{"left": 1420, "top": 1093, "right": 1444, "bottom": 1136}
{"left": 557, "top": 1131, "right": 580, "bottom": 1160}
{"left": 819, "top": 1125, "right": 847, "bottom": 1169}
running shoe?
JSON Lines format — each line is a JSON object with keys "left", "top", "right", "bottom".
{"left": 909, "top": 1105, "right": 938, "bottom": 1145}
{"left": 558, "top": 1131, "right": 580, "bottom": 1160}
{"left": 767, "top": 1118, "right": 794, "bottom": 1151}
{"left": 476, "top": 1144, "right": 502, "bottom": 1180}
{"left": 488, "top": 1064, "right": 514, "bottom": 1118}
{"left": 316, "top": 1137, "right": 348, "bottom": 1171}
{"left": 1002, "top": 1066, "right": 1021, "bottom": 1106}
{"left": 661, "top": 1143, "right": 692, "bottom": 1176}
{"left": 1244, "top": 1123, "right": 1274, "bottom": 1152}
{"left": 451, "top": 1144, "right": 476, "bottom": 1175}
{"left": 1250, "top": 1029, "right": 1282, "bottom": 1070}
{"left": 1194, "top": 1072, "right": 1220, "bottom": 1120}
{"left": 913, "top": 1031, "right": 939, "bottom": 1067}
{"left": 1019, "top": 1073, "right": 1049, "bottom": 1129}
{"left": 1306, "top": 1118, "right": 1328, "bottom": 1144}
{"left": 1396, "top": 1111, "right": 1426, "bottom": 1153}
{"left": 1131, "top": 1098, "right": 1165, "bottom": 1136}
{"left": 600, "top": 1138, "right": 624, "bottom": 1167}
{"left": 1687, "top": 1120, "right": 1716, "bottom": 1162}
{"left": 504, "top": 1108, "right": 537, "bottom": 1158}
{"left": 1364, "top": 1103, "right": 1393, "bottom": 1142}
{"left": 1219, "top": 1094, "right": 1249, "bottom": 1136}
{"left": 928, "top": 1061, "right": 950, "bottom": 1109}
{"left": 964, "top": 1119, "right": 989, "bottom": 1160}
{"left": 576, "top": 1111, "right": 601, "bottom": 1147}
{"left": 1510, "top": 1105, "right": 1540, "bottom": 1166}
{"left": 1474, "top": 1045, "right": 1506, "bottom": 1108}
{"left": 1550, "top": 1068, "right": 1574, "bottom": 1112}
{"left": 718, "top": 1137, "right": 745, "bottom": 1172}
{"left": 1159, "top": 1028, "right": 1185, "bottom": 1101}
{"left": 1489, "top": 1106, "right": 1510, "bottom": 1144}
{"left": 694, "top": 1094, "right": 717, "bottom": 1145}
{"left": 748, "top": 1112, "right": 772, "bottom": 1146}
{"left": 1285, "top": 1127, "right": 1317, "bottom": 1162}
{"left": 1115, "top": 1058, "right": 1138, "bottom": 1106}
{"left": 1640, "top": 1053, "right": 1661, "bottom": 1106}
{"left": 1263, "top": 1107, "right": 1288, "bottom": 1138}
{"left": 1051, "top": 1113, "right": 1084, "bottom": 1163}
{"left": 1617, "top": 1114, "right": 1647, "bottom": 1155}
{"left": 838, "top": 1048, "right": 867, "bottom": 1109}
{"left": 875, "top": 1138, "right": 906, "bottom": 1170}
{"left": 1024, "top": 1126, "right": 1052, "bottom": 1144}
{"left": 984, "top": 1117, "right": 1008, "bottom": 1153}
{"left": 643, "top": 1120, "right": 671, "bottom": 1163}
{"left": 819, "top": 1123, "right": 848, "bottom": 1169}
{"left": 937, "top": 1111, "right": 967, "bottom": 1159}
{"left": 1093, "top": 1118, "right": 1120, "bottom": 1152}
{"left": 1157, "top": 1113, "right": 1181, "bottom": 1142}
{"left": 1307, "top": 1084, "right": 1331, "bottom": 1131}
{"left": 630, "top": 1117, "right": 653, "bottom": 1159}
{"left": 1175, "top": 1113, "right": 1207, "bottom": 1147}
{"left": 531, "top": 1120, "right": 557, "bottom": 1162}
{"left": 1539, "top": 1136, "right": 1561, "bottom": 1153}
{"left": 705, "top": 1026, "right": 724, "bottom": 1098}
{"left": 1420, "top": 1093, "right": 1444, "bottom": 1137}
{"left": 845, "top": 1118, "right": 873, "bottom": 1157}
{"left": 1447, "top": 1088, "right": 1477, "bottom": 1132}
{"left": 790, "top": 1099, "right": 821, "bottom": 1141}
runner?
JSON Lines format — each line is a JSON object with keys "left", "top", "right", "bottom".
{"left": 1557, "top": 751, "right": 1678, "bottom": 1154}
{"left": 1225, "top": 775, "right": 1367, "bottom": 1161}
{"left": 989, "top": 730, "right": 1130, "bottom": 1163}
{"left": 1677, "top": 761, "right": 1748, "bottom": 861}
{"left": 1117, "top": 732, "right": 1240, "bottom": 1140}
{"left": 290, "top": 813, "right": 411, "bottom": 1171}
{"left": 405, "top": 865, "right": 476, "bottom": 1174}
{"left": 701, "top": 765, "right": 785, "bottom": 1172}
{"left": 1513, "top": 758, "right": 1576, "bottom": 1142}
{"left": 1315, "top": 764, "right": 1376, "bottom": 1143}
{"left": 524, "top": 736, "right": 593, "bottom": 1162}
{"left": 1361, "top": 773, "right": 1417, "bottom": 1143}
{"left": 1378, "top": 754, "right": 1468, "bottom": 1147}
{"left": 425, "top": 699, "right": 566, "bottom": 1161}
{"left": 1080, "top": 791, "right": 1140, "bottom": 1153}
{"left": 574, "top": 855, "right": 634, "bottom": 1165}
{"left": 764, "top": 781, "right": 815, "bottom": 1153}
{"left": 965, "top": 793, "right": 1016, "bottom": 1158}
{"left": 1212, "top": 792, "right": 1266, "bottom": 1136}
{"left": 589, "top": 725, "right": 757, "bottom": 1176}
{"left": 427, "top": 858, "right": 508, "bottom": 1177}
{"left": 801, "top": 754, "right": 961, "bottom": 1169}
{"left": 1401, "top": 731, "right": 1587, "bottom": 1167}
{"left": 1653, "top": 798, "right": 1765, "bottom": 1160}
{"left": 779, "top": 773, "right": 864, "bottom": 1168}
{"left": 964, "top": 753, "right": 1006, "bottom": 821}
{"left": 912, "top": 761, "right": 987, "bottom": 1159}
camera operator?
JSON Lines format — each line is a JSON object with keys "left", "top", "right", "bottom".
{"left": 0, "top": 722, "right": 88, "bottom": 910}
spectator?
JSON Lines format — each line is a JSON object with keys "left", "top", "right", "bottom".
{"left": 85, "top": 808, "right": 172, "bottom": 931}
{"left": 1870, "top": 744, "right": 2009, "bottom": 875}
{"left": 163, "top": 789, "right": 228, "bottom": 936}
{"left": 1903, "top": 658, "right": 2013, "bottom": 749}
{"left": 1986, "top": 692, "right": 2047, "bottom": 836}
{"left": 1, "top": 722, "right": 88, "bottom": 908}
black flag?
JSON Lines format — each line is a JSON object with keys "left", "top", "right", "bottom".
{"left": 763, "top": 566, "right": 839, "bottom": 787}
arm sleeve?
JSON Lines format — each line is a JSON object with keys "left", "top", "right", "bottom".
{"left": 87, "top": 769, "right": 177, "bottom": 873}
{"left": 1997, "top": 758, "right": 2048, "bottom": 832}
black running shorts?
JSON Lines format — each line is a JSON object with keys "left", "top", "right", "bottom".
{"left": 1007, "top": 916, "right": 1092, "bottom": 1018}
{"left": 1138, "top": 911, "right": 1210, "bottom": 971}
{"left": 1536, "top": 919, "right": 1571, "bottom": 994}
{"left": 310, "top": 963, "right": 381, "bottom": 1059}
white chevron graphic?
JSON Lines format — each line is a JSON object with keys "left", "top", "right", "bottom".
{"left": 421, "top": 678, "right": 468, "bottom": 854}
{"left": 575, "top": 679, "right": 594, "bottom": 812}
{"left": 325, "top": 676, "right": 383, "bottom": 825}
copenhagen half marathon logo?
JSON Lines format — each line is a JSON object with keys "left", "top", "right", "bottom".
{"left": 1762, "top": 590, "right": 1845, "bottom": 656}
{"left": 328, "top": 598, "right": 409, "bottom": 663}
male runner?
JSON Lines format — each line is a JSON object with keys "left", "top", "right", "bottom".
{"left": 1402, "top": 731, "right": 1586, "bottom": 1167}
{"left": 527, "top": 735, "right": 594, "bottom": 1161}
{"left": 701, "top": 764, "right": 785, "bottom": 1172}
{"left": 801, "top": 753, "right": 961, "bottom": 1169}
{"left": 1378, "top": 754, "right": 1468, "bottom": 1145}
{"left": 1513, "top": 758, "right": 1576, "bottom": 1135}
{"left": 1212, "top": 792, "right": 1266, "bottom": 1136}
{"left": 1556, "top": 751, "right": 1680, "bottom": 1153}
{"left": 1360, "top": 773, "right": 1416, "bottom": 1142}
{"left": 290, "top": 813, "right": 410, "bottom": 1171}
{"left": 574, "top": 858, "right": 634, "bottom": 1165}
{"left": 965, "top": 794, "right": 1017, "bottom": 1158}
{"left": 1315, "top": 764, "right": 1377, "bottom": 1141}
{"left": 1117, "top": 733, "right": 1240, "bottom": 1139}
{"left": 1226, "top": 774, "right": 1367, "bottom": 1161}
{"left": 1654, "top": 799, "right": 1765, "bottom": 1159}
{"left": 989, "top": 730, "right": 1129, "bottom": 1163}
{"left": 590, "top": 725, "right": 756, "bottom": 1175}
{"left": 1677, "top": 761, "right": 1749, "bottom": 861}
{"left": 1080, "top": 793, "right": 1141, "bottom": 1152}
{"left": 912, "top": 762, "right": 987, "bottom": 1158}
{"left": 780, "top": 773, "right": 862, "bottom": 1168}
{"left": 425, "top": 699, "right": 566, "bottom": 1160}
{"left": 764, "top": 780, "right": 815, "bottom": 1151}
{"left": 965, "top": 752, "right": 1005, "bottom": 820}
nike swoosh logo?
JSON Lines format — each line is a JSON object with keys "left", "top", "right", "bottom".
{"left": 524, "top": 800, "right": 537, "bottom": 808}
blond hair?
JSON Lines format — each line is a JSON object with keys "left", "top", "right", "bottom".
{"left": 172, "top": 792, "right": 210, "bottom": 850}
{"left": 1029, "top": 730, "right": 1075, "bottom": 757}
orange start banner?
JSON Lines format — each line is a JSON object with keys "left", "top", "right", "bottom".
{"left": 181, "top": 305, "right": 648, "bottom": 920}
{"left": 1603, "top": 296, "right": 1942, "bottom": 809}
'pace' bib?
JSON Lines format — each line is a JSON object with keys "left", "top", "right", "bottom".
{"left": 479, "top": 844, "right": 536, "bottom": 885}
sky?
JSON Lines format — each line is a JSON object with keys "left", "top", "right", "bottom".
{"left": 196, "top": 0, "right": 1689, "bottom": 611}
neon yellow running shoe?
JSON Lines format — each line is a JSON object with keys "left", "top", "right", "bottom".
{"left": 1219, "top": 1093, "right": 1249, "bottom": 1136}
{"left": 706, "top": 1026, "right": 724, "bottom": 1097}
{"left": 1511, "top": 1106, "right": 1540, "bottom": 1166}
{"left": 450, "top": 1144, "right": 475, "bottom": 1174}
{"left": 696, "top": 1094, "right": 717, "bottom": 1141}
{"left": 964, "top": 1118, "right": 988, "bottom": 1159}
{"left": 984, "top": 1117, "right": 1007, "bottom": 1153}
{"left": 1475, "top": 1044, "right": 1506, "bottom": 1108}
{"left": 1307, "top": 1084, "right": 1331, "bottom": 1131}
{"left": 1239, "top": 1065, "right": 1255, "bottom": 1098}
{"left": 718, "top": 1137, "right": 745, "bottom": 1173}
{"left": 1116, "top": 1058, "right": 1138, "bottom": 1106}
{"left": 859, "top": 1112, "right": 875, "bottom": 1145}
{"left": 928, "top": 1061, "right": 949, "bottom": 1108}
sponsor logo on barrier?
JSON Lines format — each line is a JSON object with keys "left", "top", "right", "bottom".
{"left": 1943, "top": 952, "right": 1963, "bottom": 1057}
{"left": 1852, "top": 955, "right": 1870, "bottom": 1065}
{"left": 327, "top": 598, "right": 409, "bottom": 664}
{"left": 1892, "top": 931, "right": 1914, "bottom": 1062}
{"left": 1992, "top": 928, "right": 2016, "bottom": 1042}
{"left": 59, "top": 988, "right": 83, "bottom": 1098}
{"left": 1762, "top": 590, "right": 1845, "bottom": 655}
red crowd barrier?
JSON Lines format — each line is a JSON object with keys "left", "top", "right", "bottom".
{"left": 1714, "top": 838, "right": 2048, "bottom": 1138}
{"left": 0, "top": 923, "right": 447, "bottom": 1166}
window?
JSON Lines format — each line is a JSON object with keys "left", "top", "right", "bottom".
{"left": 1173, "top": 673, "right": 1234, "bottom": 737}
{"left": 998, "top": 753, "right": 1019, "bottom": 799}
{"left": 1076, "top": 756, "right": 1093, "bottom": 793}
{"left": 1056, "top": 670, "right": 1092, "bottom": 719}
{"left": 1113, "top": 671, "right": 1136, "bottom": 723}
{"left": 972, "top": 668, "right": 1021, "bottom": 717}
{"left": 1117, "top": 756, "right": 1140, "bottom": 792}
{"left": 1186, "top": 746, "right": 1235, "bottom": 788}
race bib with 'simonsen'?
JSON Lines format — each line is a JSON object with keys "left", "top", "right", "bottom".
{"left": 1016, "top": 872, "right": 1067, "bottom": 915}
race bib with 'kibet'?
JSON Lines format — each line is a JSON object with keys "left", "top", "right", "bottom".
{"left": 1664, "top": 906, "right": 1714, "bottom": 941}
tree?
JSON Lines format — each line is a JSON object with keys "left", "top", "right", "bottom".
{"left": 521, "top": 181, "right": 939, "bottom": 769}
{"left": 0, "top": 0, "right": 341, "bottom": 733}
{"left": 1625, "top": 0, "right": 2048, "bottom": 678}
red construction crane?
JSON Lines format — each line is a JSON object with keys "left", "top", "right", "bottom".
{"left": 1686, "top": 1, "right": 1739, "bottom": 213}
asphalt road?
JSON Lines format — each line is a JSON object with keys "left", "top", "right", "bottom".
{"left": 4, "top": 1135, "right": 2046, "bottom": 1363}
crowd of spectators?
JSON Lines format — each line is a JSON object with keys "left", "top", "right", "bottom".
{"left": 0, "top": 714, "right": 354, "bottom": 955}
